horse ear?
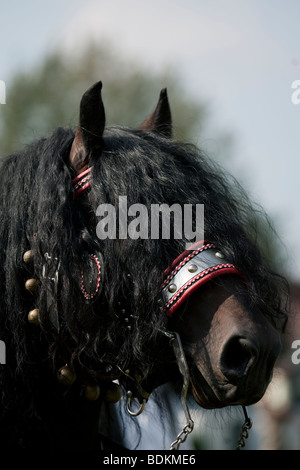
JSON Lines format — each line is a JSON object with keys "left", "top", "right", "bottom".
{"left": 70, "top": 81, "right": 105, "bottom": 173}
{"left": 138, "top": 88, "right": 172, "bottom": 138}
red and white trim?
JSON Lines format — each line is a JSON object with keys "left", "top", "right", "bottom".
{"left": 162, "top": 242, "right": 243, "bottom": 317}
{"left": 72, "top": 167, "right": 93, "bottom": 197}
{"left": 80, "top": 254, "right": 101, "bottom": 301}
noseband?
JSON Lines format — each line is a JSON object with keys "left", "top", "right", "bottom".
{"left": 162, "top": 242, "right": 243, "bottom": 316}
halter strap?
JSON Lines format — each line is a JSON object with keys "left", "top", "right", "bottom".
{"left": 162, "top": 242, "right": 243, "bottom": 316}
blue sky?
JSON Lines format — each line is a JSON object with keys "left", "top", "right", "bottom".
{"left": 1, "top": 0, "right": 299, "bottom": 280}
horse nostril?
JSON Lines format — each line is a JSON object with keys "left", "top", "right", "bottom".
{"left": 220, "top": 337, "right": 258, "bottom": 381}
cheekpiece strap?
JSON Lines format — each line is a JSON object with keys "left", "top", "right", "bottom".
{"left": 72, "top": 167, "right": 93, "bottom": 197}
{"left": 162, "top": 242, "right": 243, "bottom": 317}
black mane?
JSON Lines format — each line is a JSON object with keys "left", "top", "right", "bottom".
{"left": 0, "top": 124, "right": 288, "bottom": 446}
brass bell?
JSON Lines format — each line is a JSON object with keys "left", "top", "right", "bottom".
{"left": 28, "top": 308, "right": 39, "bottom": 325}
{"left": 23, "top": 250, "right": 33, "bottom": 265}
{"left": 104, "top": 382, "right": 123, "bottom": 404}
{"left": 25, "top": 278, "right": 38, "bottom": 293}
{"left": 57, "top": 364, "right": 76, "bottom": 386}
{"left": 83, "top": 384, "right": 101, "bottom": 401}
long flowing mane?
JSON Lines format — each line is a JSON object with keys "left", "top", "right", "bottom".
{"left": 0, "top": 93, "right": 288, "bottom": 447}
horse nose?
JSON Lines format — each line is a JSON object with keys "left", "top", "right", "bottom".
{"left": 220, "top": 336, "right": 260, "bottom": 382}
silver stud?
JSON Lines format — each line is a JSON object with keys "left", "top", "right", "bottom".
{"left": 188, "top": 263, "right": 198, "bottom": 273}
{"left": 168, "top": 283, "right": 177, "bottom": 293}
{"left": 215, "top": 251, "right": 224, "bottom": 259}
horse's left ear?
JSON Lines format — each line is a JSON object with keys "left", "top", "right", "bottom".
{"left": 70, "top": 81, "right": 105, "bottom": 173}
{"left": 138, "top": 88, "right": 172, "bottom": 138}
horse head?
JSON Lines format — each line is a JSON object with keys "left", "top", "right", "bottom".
{"left": 68, "top": 82, "right": 284, "bottom": 412}
{"left": 0, "top": 81, "right": 288, "bottom": 449}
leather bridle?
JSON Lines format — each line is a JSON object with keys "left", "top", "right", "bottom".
{"left": 70, "top": 167, "right": 252, "bottom": 450}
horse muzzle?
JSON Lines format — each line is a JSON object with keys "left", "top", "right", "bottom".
{"left": 218, "top": 333, "right": 281, "bottom": 405}
{"left": 188, "top": 330, "right": 281, "bottom": 409}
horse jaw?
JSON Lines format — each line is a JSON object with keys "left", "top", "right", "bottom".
{"left": 169, "top": 281, "right": 281, "bottom": 409}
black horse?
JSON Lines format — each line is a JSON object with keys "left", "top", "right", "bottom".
{"left": 0, "top": 82, "right": 288, "bottom": 449}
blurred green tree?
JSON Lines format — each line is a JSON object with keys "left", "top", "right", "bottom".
{"left": 0, "top": 42, "right": 286, "bottom": 274}
{"left": 0, "top": 42, "right": 207, "bottom": 156}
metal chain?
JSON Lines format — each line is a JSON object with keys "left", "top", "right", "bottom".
{"left": 170, "top": 420, "right": 194, "bottom": 450}
{"left": 168, "top": 331, "right": 195, "bottom": 451}
{"left": 160, "top": 330, "right": 254, "bottom": 451}
{"left": 236, "top": 406, "right": 253, "bottom": 450}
